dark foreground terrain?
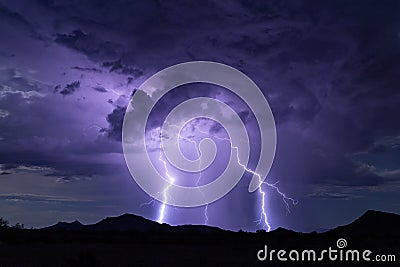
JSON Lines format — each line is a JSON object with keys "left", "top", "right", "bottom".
{"left": 0, "top": 210, "right": 398, "bottom": 266}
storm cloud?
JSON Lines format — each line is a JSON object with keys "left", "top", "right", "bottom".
{"left": 0, "top": 0, "right": 399, "bottom": 231}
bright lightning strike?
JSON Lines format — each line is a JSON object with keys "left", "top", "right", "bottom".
{"left": 160, "top": 124, "right": 209, "bottom": 224}
{"left": 197, "top": 129, "right": 297, "bottom": 232}
{"left": 142, "top": 122, "right": 296, "bottom": 231}
{"left": 233, "top": 145, "right": 297, "bottom": 231}
{"left": 139, "top": 127, "right": 205, "bottom": 225}
{"left": 193, "top": 139, "right": 209, "bottom": 225}
{"left": 157, "top": 151, "right": 175, "bottom": 224}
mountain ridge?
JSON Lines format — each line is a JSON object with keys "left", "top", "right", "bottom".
{"left": 42, "top": 209, "right": 400, "bottom": 234}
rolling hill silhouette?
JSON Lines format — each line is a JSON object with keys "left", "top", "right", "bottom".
{"left": 0, "top": 210, "right": 398, "bottom": 266}
{"left": 44, "top": 213, "right": 225, "bottom": 233}
{"left": 43, "top": 220, "right": 84, "bottom": 231}
{"left": 43, "top": 209, "right": 399, "bottom": 235}
{"left": 331, "top": 210, "right": 400, "bottom": 235}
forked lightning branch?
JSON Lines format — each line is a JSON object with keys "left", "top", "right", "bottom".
{"left": 122, "top": 61, "right": 297, "bottom": 230}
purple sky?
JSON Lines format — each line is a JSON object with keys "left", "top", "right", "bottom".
{"left": 0, "top": 0, "right": 399, "bottom": 232}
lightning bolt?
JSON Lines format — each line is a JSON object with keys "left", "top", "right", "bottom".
{"left": 234, "top": 145, "right": 297, "bottom": 231}
{"left": 139, "top": 152, "right": 172, "bottom": 223}
{"left": 197, "top": 129, "right": 297, "bottom": 232}
{"left": 158, "top": 125, "right": 209, "bottom": 224}
{"left": 174, "top": 126, "right": 211, "bottom": 224}
{"left": 193, "top": 138, "right": 209, "bottom": 225}
{"left": 139, "top": 128, "right": 175, "bottom": 223}
{"left": 142, "top": 122, "right": 296, "bottom": 231}
{"left": 157, "top": 151, "right": 175, "bottom": 223}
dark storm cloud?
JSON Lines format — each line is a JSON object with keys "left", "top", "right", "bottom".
{"left": 4, "top": 0, "right": 399, "bottom": 159}
{"left": 313, "top": 159, "right": 390, "bottom": 187}
{"left": 0, "top": 64, "right": 122, "bottom": 184}
{"left": 59, "top": 81, "right": 80, "bottom": 96}
{"left": 0, "top": 0, "right": 399, "bottom": 230}
{"left": 367, "top": 135, "right": 400, "bottom": 154}
{"left": 0, "top": 51, "right": 15, "bottom": 58}
{"left": 55, "top": 30, "right": 122, "bottom": 61}
{"left": 76, "top": 0, "right": 400, "bottom": 194}
{"left": 105, "top": 105, "right": 126, "bottom": 141}
{"left": 104, "top": 82, "right": 225, "bottom": 142}
{"left": 71, "top": 66, "right": 102, "bottom": 73}
{"left": 0, "top": 2, "right": 42, "bottom": 39}
{"left": 42, "top": 161, "right": 117, "bottom": 181}
{"left": 0, "top": 150, "right": 121, "bottom": 183}
{"left": 102, "top": 59, "right": 144, "bottom": 77}
{"left": 0, "top": 193, "right": 84, "bottom": 203}
{"left": 307, "top": 192, "right": 360, "bottom": 200}
{"left": 263, "top": 2, "right": 400, "bottom": 193}
{"left": 209, "top": 122, "right": 223, "bottom": 135}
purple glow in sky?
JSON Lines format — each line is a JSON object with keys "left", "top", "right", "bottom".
{"left": 0, "top": 0, "right": 399, "bottom": 232}
{"left": 121, "top": 61, "right": 296, "bottom": 231}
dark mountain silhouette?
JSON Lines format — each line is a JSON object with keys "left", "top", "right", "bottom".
{"left": 171, "top": 224, "right": 225, "bottom": 233}
{"left": 43, "top": 213, "right": 224, "bottom": 233}
{"left": 331, "top": 210, "right": 400, "bottom": 235}
{"left": 268, "top": 227, "right": 298, "bottom": 236}
{"left": 85, "top": 213, "right": 165, "bottom": 232}
{"left": 43, "top": 209, "right": 399, "bottom": 235}
{"left": 42, "top": 209, "right": 400, "bottom": 235}
{"left": 0, "top": 210, "right": 398, "bottom": 267}
{"left": 43, "top": 220, "right": 84, "bottom": 231}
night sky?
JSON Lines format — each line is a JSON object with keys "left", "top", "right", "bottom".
{"left": 0, "top": 0, "right": 399, "bottom": 232}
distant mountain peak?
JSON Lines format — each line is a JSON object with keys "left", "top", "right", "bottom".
{"left": 41, "top": 210, "right": 399, "bottom": 234}
{"left": 44, "top": 220, "right": 84, "bottom": 230}
{"left": 42, "top": 213, "right": 227, "bottom": 233}
{"left": 332, "top": 209, "right": 400, "bottom": 235}
{"left": 270, "top": 227, "right": 297, "bottom": 235}
{"left": 55, "top": 220, "right": 83, "bottom": 226}
{"left": 362, "top": 209, "right": 395, "bottom": 217}
{"left": 356, "top": 209, "right": 398, "bottom": 222}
